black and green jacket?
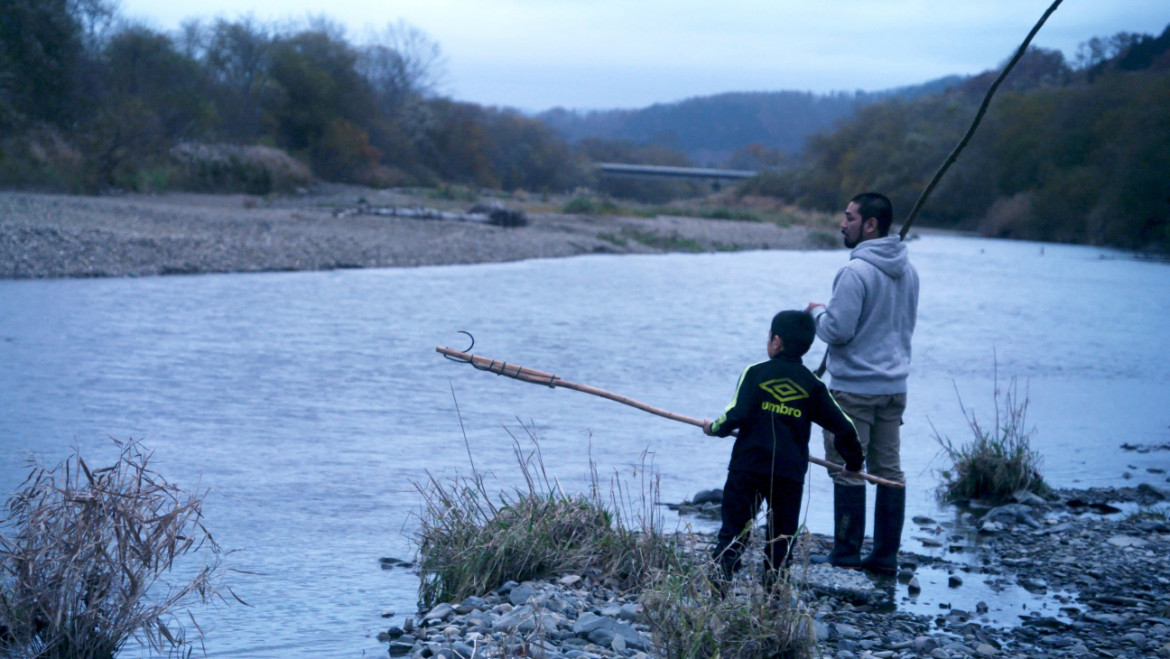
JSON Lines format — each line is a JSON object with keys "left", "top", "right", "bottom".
{"left": 711, "top": 353, "right": 863, "bottom": 483}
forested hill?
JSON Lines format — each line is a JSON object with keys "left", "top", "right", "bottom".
{"left": 745, "top": 26, "right": 1170, "bottom": 252}
{"left": 536, "top": 77, "right": 962, "bottom": 166}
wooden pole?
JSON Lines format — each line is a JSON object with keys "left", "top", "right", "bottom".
{"left": 898, "top": 0, "right": 1064, "bottom": 240}
{"left": 437, "top": 346, "right": 903, "bottom": 489}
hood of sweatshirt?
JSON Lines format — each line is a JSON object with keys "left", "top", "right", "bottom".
{"left": 851, "top": 235, "right": 910, "bottom": 279}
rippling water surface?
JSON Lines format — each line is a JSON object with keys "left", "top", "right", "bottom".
{"left": 2, "top": 235, "right": 1169, "bottom": 656}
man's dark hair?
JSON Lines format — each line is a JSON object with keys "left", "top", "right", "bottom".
{"left": 851, "top": 192, "right": 894, "bottom": 237}
{"left": 771, "top": 310, "right": 815, "bottom": 357}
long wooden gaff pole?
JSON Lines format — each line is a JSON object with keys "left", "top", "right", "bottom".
{"left": 898, "top": 0, "right": 1064, "bottom": 240}
{"left": 437, "top": 345, "right": 902, "bottom": 489}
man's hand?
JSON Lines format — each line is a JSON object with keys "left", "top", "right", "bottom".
{"left": 806, "top": 302, "right": 825, "bottom": 313}
{"left": 702, "top": 420, "right": 715, "bottom": 436}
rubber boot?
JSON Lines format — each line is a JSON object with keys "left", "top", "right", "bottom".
{"left": 861, "top": 484, "right": 905, "bottom": 576}
{"left": 810, "top": 484, "right": 865, "bottom": 568}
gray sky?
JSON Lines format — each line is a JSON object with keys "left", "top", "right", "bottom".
{"left": 118, "top": 0, "right": 1169, "bottom": 111}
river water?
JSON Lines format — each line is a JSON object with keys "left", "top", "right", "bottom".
{"left": 2, "top": 234, "right": 1169, "bottom": 656}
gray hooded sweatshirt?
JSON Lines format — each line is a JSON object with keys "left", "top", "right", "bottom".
{"left": 811, "top": 235, "right": 919, "bottom": 395}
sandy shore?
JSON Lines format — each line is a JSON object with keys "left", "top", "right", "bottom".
{"left": 0, "top": 187, "right": 839, "bottom": 279}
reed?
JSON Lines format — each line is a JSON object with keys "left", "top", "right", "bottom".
{"left": 0, "top": 439, "right": 237, "bottom": 658}
{"left": 413, "top": 422, "right": 676, "bottom": 610}
{"left": 413, "top": 417, "right": 818, "bottom": 657}
{"left": 933, "top": 369, "right": 1050, "bottom": 503}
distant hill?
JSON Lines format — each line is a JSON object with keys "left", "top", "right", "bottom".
{"left": 536, "top": 76, "right": 963, "bottom": 166}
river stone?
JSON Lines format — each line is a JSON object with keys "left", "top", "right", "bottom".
{"left": 913, "top": 635, "right": 940, "bottom": 653}
{"left": 493, "top": 604, "right": 564, "bottom": 633}
{"left": 587, "top": 628, "right": 615, "bottom": 648}
{"left": 976, "top": 643, "right": 998, "bottom": 656}
{"left": 461, "top": 595, "right": 486, "bottom": 609}
{"left": 572, "top": 612, "right": 649, "bottom": 650}
{"left": 386, "top": 640, "right": 414, "bottom": 656}
{"left": 692, "top": 488, "right": 723, "bottom": 504}
{"left": 1108, "top": 534, "right": 1148, "bottom": 548}
{"left": 984, "top": 503, "right": 1041, "bottom": 528}
{"left": 1084, "top": 611, "right": 1128, "bottom": 625}
{"left": 979, "top": 520, "right": 1005, "bottom": 534}
{"left": 1011, "top": 489, "right": 1048, "bottom": 506}
{"left": 1122, "top": 631, "right": 1147, "bottom": 644}
{"left": 509, "top": 583, "right": 538, "bottom": 605}
{"left": 801, "top": 564, "right": 884, "bottom": 603}
{"left": 424, "top": 602, "right": 455, "bottom": 622}
{"left": 835, "top": 622, "right": 861, "bottom": 639}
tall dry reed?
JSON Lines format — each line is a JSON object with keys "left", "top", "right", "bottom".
{"left": 0, "top": 439, "right": 239, "bottom": 658}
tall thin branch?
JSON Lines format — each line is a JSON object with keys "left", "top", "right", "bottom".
{"left": 899, "top": 0, "right": 1064, "bottom": 240}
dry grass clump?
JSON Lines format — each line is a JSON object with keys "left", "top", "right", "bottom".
{"left": 0, "top": 439, "right": 238, "bottom": 658}
{"left": 414, "top": 418, "right": 818, "bottom": 658}
{"left": 933, "top": 370, "right": 1050, "bottom": 504}
{"left": 414, "top": 426, "right": 675, "bottom": 610}
{"left": 641, "top": 554, "right": 816, "bottom": 659}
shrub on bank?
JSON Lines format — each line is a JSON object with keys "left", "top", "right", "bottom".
{"left": 933, "top": 372, "right": 1050, "bottom": 503}
{"left": 169, "top": 142, "right": 313, "bottom": 195}
{"left": 562, "top": 196, "right": 619, "bottom": 215}
{"left": 0, "top": 439, "right": 236, "bottom": 658}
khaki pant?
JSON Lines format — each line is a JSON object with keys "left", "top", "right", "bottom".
{"left": 823, "top": 391, "right": 907, "bottom": 486}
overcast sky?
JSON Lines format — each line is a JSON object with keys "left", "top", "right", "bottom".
{"left": 118, "top": 0, "right": 1169, "bottom": 112}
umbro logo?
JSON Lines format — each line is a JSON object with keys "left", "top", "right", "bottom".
{"left": 760, "top": 378, "right": 808, "bottom": 403}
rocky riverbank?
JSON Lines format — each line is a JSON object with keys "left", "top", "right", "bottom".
{"left": 0, "top": 187, "right": 837, "bottom": 279}
{"left": 381, "top": 484, "right": 1170, "bottom": 658}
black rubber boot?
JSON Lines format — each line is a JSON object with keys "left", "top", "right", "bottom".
{"left": 861, "top": 484, "right": 905, "bottom": 576}
{"left": 811, "top": 484, "right": 865, "bottom": 568}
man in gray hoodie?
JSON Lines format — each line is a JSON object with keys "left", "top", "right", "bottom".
{"left": 806, "top": 192, "right": 918, "bottom": 575}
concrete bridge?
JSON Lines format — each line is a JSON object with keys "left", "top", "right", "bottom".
{"left": 595, "top": 162, "right": 758, "bottom": 184}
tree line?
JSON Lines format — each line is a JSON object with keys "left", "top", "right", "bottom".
{"left": 741, "top": 28, "right": 1170, "bottom": 252}
{"left": 0, "top": 0, "right": 634, "bottom": 194}
{"left": 2, "top": 1, "right": 1167, "bottom": 251}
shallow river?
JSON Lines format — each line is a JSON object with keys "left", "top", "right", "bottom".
{"left": 2, "top": 234, "right": 1169, "bottom": 656}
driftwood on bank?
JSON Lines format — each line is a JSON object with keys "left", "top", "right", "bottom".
{"left": 436, "top": 345, "right": 903, "bottom": 489}
{"left": 333, "top": 203, "right": 527, "bottom": 227}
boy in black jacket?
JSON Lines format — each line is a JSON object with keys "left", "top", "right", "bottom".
{"left": 703, "top": 310, "right": 864, "bottom": 584}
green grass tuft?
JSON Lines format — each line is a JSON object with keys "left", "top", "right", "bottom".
{"left": 933, "top": 367, "right": 1050, "bottom": 504}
